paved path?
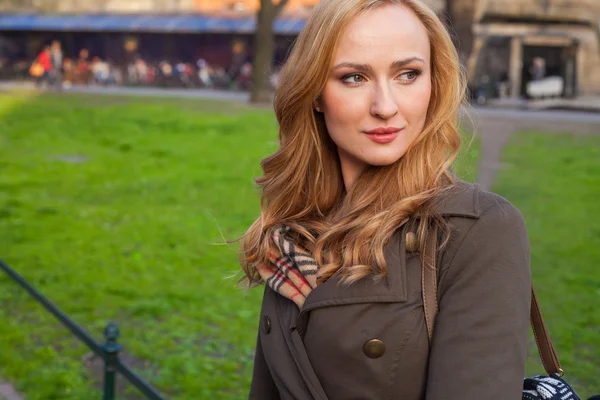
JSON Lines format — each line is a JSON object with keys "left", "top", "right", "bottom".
{"left": 488, "top": 95, "right": 600, "bottom": 113}
{"left": 463, "top": 106, "right": 600, "bottom": 190}
{"left": 0, "top": 81, "right": 251, "bottom": 102}
{"left": 64, "top": 83, "right": 251, "bottom": 102}
{"left": 0, "top": 379, "right": 22, "bottom": 400}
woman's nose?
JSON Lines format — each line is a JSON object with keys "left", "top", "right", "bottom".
{"left": 370, "top": 83, "right": 399, "bottom": 120}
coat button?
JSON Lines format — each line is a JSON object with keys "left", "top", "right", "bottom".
{"left": 263, "top": 315, "right": 271, "bottom": 335}
{"left": 363, "top": 339, "right": 386, "bottom": 358}
{"left": 406, "top": 232, "right": 419, "bottom": 253}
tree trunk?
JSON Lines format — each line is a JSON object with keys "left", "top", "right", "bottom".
{"left": 250, "top": 0, "right": 288, "bottom": 104}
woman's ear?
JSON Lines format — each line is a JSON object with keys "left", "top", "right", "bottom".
{"left": 313, "top": 98, "right": 322, "bottom": 113}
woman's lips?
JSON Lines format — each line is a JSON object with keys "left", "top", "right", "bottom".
{"left": 364, "top": 127, "right": 402, "bottom": 144}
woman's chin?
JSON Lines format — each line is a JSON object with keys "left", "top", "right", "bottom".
{"left": 361, "top": 151, "right": 407, "bottom": 167}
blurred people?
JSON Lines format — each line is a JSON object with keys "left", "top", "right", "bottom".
{"left": 50, "top": 40, "right": 63, "bottom": 91}
{"left": 529, "top": 57, "right": 546, "bottom": 81}
{"left": 62, "top": 58, "right": 74, "bottom": 89}
{"left": 127, "top": 61, "right": 137, "bottom": 84}
{"left": 75, "top": 48, "right": 91, "bottom": 84}
{"left": 235, "top": 62, "right": 252, "bottom": 90}
{"left": 32, "top": 45, "right": 52, "bottom": 88}
{"left": 474, "top": 74, "right": 492, "bottom": 105}
{"left": 10, "top": 45, "right": 255, "bottom": 92}
{"left": 196, "top": 57, "right": 207, "bottom": 71}
{"left": 110, "top": 64, "right": 123, "bottom": 85}
{"left": 211, "top": 66, "right": 231, "bottom": 89}
{"left": 158, "top": 60, "right": 173, "bottom": 87}
{"left": 135, "top": 58, "right": 148, "bottom": 84}
{"left": 146, "top": 62, "right": 156, "bottom": 85}
{"left": 177, "top": 61, "right": 195, "bottom": 88}
{"left": 197, "top": 58, "right": 213, "bottom": 88}
{"left": 91, "top": 56, "right": 111, "bottom": 85}
{"left": 496, "top": 71, "right": 509, "bottom": 99}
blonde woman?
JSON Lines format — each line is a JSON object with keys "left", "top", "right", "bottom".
{"left": 240, "top": 0, "right": 530, "bottom": 398}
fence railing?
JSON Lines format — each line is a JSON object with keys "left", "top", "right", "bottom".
{"left": 0, "top": 259, "right": 167, "bottom": 400}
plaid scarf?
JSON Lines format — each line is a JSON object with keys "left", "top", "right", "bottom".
{"left": 257, "top": 225, "right": 319, "bottom": 308}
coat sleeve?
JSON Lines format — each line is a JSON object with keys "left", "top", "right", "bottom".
{"left": 425, "top": 201, "right": 531, "bottom": 400}
{"left": 249, "top": 288, "right": 281, "bottom": 400}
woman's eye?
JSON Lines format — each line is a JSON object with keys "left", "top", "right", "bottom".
{"left": 399, "top": 70, "right": 420, "bottom": 82}
{"left": 342, "top": 74, "right": 365, "bottom": 84}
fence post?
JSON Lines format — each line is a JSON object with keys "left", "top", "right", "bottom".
{"left": 102, "top": 322, "right": 122, "bottom": 400}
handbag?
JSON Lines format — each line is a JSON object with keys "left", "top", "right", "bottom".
{"left": 421, "top": 225, "right": 587, "bottom": 400}
{"left": 29, "top": 61, "right": 44, "bottom": 78}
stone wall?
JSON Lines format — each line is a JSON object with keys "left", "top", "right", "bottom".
{"left": 575, "top": 27, "right": 600, "bottom": 93}
{"left": 477, "top": 0, "right": 600, "bottom": 25}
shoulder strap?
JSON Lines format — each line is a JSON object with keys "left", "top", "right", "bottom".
{"left": 422, "top": 225, "right": 439, "bottom": 342}
{"left": 530, "top": 287, "right": 564, "bottom": 376}
{"left": 421, "top": 230, "right": 564, "bottom": 376}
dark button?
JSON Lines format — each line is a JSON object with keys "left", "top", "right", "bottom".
{"left": 263, "top": 315, "right": 271, "bottom": 334}
{"left": 363, "top": 339, "right": 386, "bottom": 358}
{"left": 406, "top": 232, "right": 419, "bottom": 253}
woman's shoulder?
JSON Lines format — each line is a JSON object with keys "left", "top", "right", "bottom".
{"left": 436, "top": 179, "right": 524, "bottom": 223}
{"left": 435, "top": 181, "right": 531, "bottom": 300}
{"left": 437, "top": 180, "right": 529, "bottom": 271}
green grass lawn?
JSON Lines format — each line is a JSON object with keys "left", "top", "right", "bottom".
{"left": 493, "top": 131, "right": 600, "bottom": 397}
{"left": 0, "top": 92, "right": 276, "bottom": 399}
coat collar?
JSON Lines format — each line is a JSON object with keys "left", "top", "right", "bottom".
{"left": 435, "top": 180, "right": 481, "bottom": 219}
{"left": 293, "top": 180, "right": 482, "bottom": 336}
{"left": 295, "top": 226, "right": 409, "bottom": 337}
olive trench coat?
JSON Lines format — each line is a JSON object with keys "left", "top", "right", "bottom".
{"left": 249, "top": 181, "right": 532, "bottom": 400}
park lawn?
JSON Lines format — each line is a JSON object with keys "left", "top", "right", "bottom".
{"left": 0, "top": 90, "right": 479, "bottom": 400}
{"left": 493, "top": 131, "right": 600, "bottom": 397}
{"left": 0, "top": 91, "right": 276, "bottom": 399}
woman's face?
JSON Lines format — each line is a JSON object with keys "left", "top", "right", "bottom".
{"left": 319, "top": 3, "right": 432, "bottom": 188}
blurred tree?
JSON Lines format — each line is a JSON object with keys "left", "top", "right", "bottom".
{"left": 250, "top": 0, "right": 289, "bottom": 104}
{"left": 34, "top": 0, "right": 61, "bottom": 12}
{"left": 0, "top": 0, "right": 30, "bottom": 10}
{"left": 0, "top": 0, "right": 61, "bottom": 12}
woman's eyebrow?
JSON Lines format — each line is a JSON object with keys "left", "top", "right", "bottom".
{"left": 391, "top": 57, "right": 425, "bottom": 69}
{"left": 333, "top": 57, "right": 426, "bottom": 72}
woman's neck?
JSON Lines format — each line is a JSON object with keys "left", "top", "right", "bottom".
{"left": 338, "top": 148, "right": 367, "bottom": 192}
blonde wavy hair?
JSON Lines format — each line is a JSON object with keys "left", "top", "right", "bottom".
{"left": 240, "top": 0, "right": 467, "bottom": 286}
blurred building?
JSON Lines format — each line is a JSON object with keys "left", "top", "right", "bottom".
{"left": 2, "top": 0, "right": 598, "bottom": 97}
{"left": 0, "top": 0, "right": 321, "bottom": 16}
{"left": 467, "top": 0, "right": 600, "bottom": 97}
{"left": 193, "top": 0, "right": 321, "bottom": 16}
{"left": 0, "top": 0, "right": 317, "bottom": 74}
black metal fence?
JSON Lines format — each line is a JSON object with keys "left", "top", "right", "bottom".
{"left": 0, "top": 259, "right": 167, "bottom": 400}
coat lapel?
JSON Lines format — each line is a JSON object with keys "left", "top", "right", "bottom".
{"left": 296, "top": 226, "right": 409, "bottom": 337}
{"left": 271, "top": 283, "right": 330, "bottom": 400}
